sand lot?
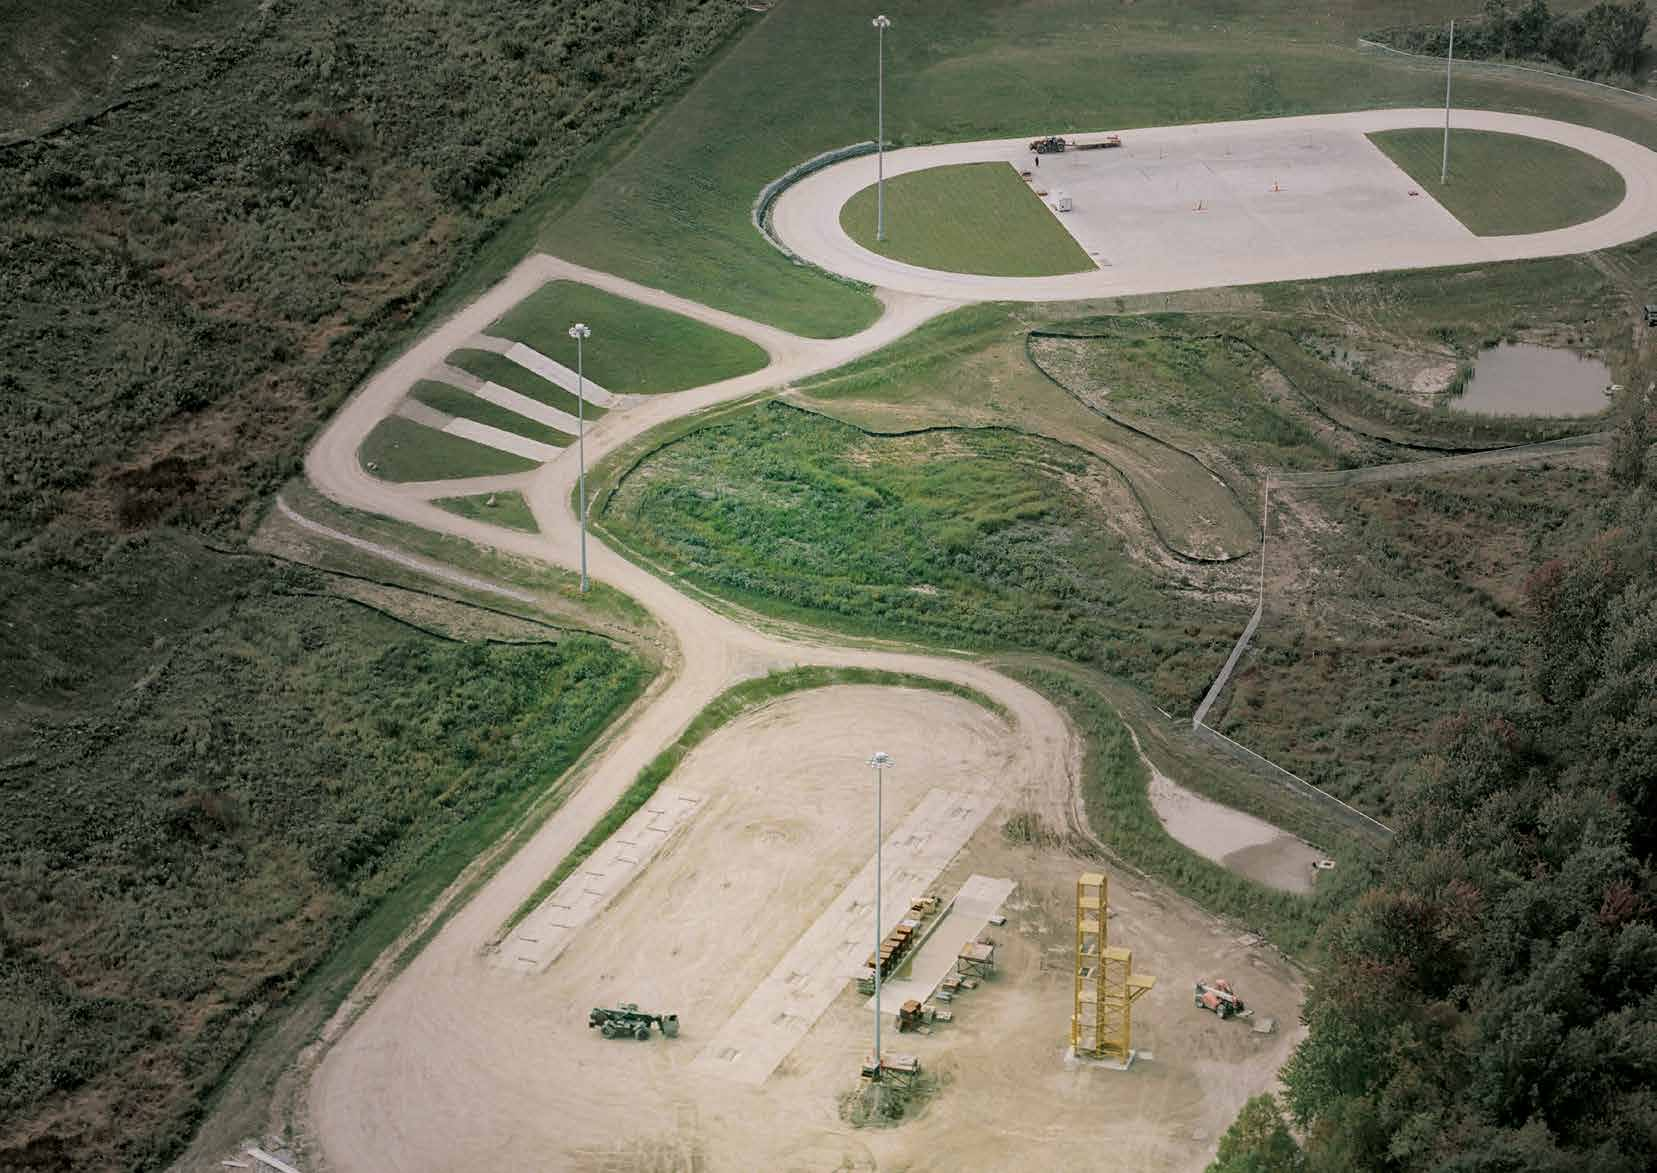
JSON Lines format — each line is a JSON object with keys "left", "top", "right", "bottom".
{"left": 310, "top": 687, "right": 1302, "bottom": 1172}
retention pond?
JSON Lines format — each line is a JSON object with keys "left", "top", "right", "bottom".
{"left": 1450, "top": 342, "right": 1611, "bottom": 417}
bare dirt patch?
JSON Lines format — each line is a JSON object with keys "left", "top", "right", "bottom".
{"left": 308, "top": 684, "right": 1302, "bottom": 1172}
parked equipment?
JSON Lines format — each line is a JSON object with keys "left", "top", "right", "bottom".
{"left": 588, "top": 1002, "right": 680, "bottom": 1040}
{"left": 1028, "top": 134, "right": 1122, "bottom": 154}
{"left": 1194, "top": 979, "right": 1248, "bottom": 1020}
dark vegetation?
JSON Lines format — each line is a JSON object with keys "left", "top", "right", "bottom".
{"left": 1, "top": 0, "right": 746, "bottom": 547}
{"left": 1373, "top": 1, "right": 1650, "bottom": 83}
{"left": 2, "top": 1, "right": 740, "bottom": 1166}
{"left": 1220, "top": 464, "right": 1615, "bottom": 818}
{"left": 1254, "top": 474, "right": 1657, "bottom": 1170}
{"left": 0, "top": 538, "right": 644, "bottom": 1170}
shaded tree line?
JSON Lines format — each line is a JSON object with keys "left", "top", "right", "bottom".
{"left": 1375, "top": 2, "right": 1650, "bottom": 82}
{"left": 1210, "top": 425, "right": 1657, "bottom": 1169}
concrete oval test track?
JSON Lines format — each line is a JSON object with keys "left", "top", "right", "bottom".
{"left": 771, "top": 108, "right": 1657, "bottom": 300}
{"left": 286, "top": 105, "right": 1657, "bottom": 1171}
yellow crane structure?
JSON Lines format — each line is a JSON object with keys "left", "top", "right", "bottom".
{"left": 1071, "top": 872, "right": 1156, "bottom": 1065}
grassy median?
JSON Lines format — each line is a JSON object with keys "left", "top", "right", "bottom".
{"left": 1368, "top": 128, "right": 1625, "bottom": 235}
{"left": 839, "top": 162, "right": 1095, "bottom": 276}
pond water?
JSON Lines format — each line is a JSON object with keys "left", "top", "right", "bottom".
{"left": 1449, "top": 342, "right": 1612, "bottom": 417}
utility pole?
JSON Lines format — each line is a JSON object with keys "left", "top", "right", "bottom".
{"left": 1442, "top": 18, "right": 1455, "bottom": 185}
{"left": 567, "top": 322, "right": 592, "bottom": 592}
{"left": 867, "top": 750, "right": 893, "bottom": 1104}
{"left": 873, "top": 14, "right": 892, "bottom": 242}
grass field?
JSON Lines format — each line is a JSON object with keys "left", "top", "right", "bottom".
{"left": 433, "top": 490, "right": 541, "bottom": 533}
{"left": 446, "top": 349, "right": 606, "bottom": 421}
{"left": 1368, "top": 128, "right": 1626, "bottom": 235}
{"left": 599, "top": 400, "right": 1247, "bottom": 712}
{"left": 793, "top": 304, "right": 1265, "bottom": 560}
{"left": 0, "top": 534, "right": 645, "bottom": 1169}
{"left": 488, "top": 281, "right": 768, "bottom": 395}
{"left": 839, "top": 162, "right": 1095, "bottom": 276}
{"left": 408, "top": 381, "right": 571, "bottom": 446}
{"left": 360, "top": 417, "right": 539, "bottom": 483}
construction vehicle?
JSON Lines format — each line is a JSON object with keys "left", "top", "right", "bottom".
{"left": 1194, "top": 979, "right": 1249, "bottom": 1020}
{"left": 1028, "top": 134, "right": 1123, "bottom": 154}
{"left": 588, "top": 1002, "right": 680, "bottom": 1040}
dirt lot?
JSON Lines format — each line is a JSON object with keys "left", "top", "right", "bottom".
{"left": 310, "top": 686, "right": 1302, "bottom": 1172}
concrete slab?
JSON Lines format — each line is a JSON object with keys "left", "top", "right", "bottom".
{"left": 1026, "top": 125, "right": 1467, "bottom": 271}
{"left": 394, "top": 398, "right": 452, "bottom": 430}
{"left": 867, "top": 874, "right": 1015, "bottom": 1015}
{"left": 471, "top": 380, "right": 581, "bottom": 434}
{"left": 441, "top": 418, "right": 563, "bottom": 463}
{"left": 496, "top": 341, "right": 622, "bottom": 408}
{"left": 689, "top": 788, "right": 996, "bottom": 1086}
{"left": 492, "top": 787, "right": 705, "bottom": 973}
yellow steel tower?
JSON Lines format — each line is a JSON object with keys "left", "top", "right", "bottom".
{"left": 1071, "top": 872, "right": 1157, "bottom": 1064}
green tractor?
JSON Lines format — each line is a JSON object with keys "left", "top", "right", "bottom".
{"left": 588, "top": 1002, "right": 680, "bottom": 1040}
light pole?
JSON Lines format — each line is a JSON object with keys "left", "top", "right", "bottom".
{"left": 567, "top": 322, "right": 591, "bottom": 593}
{"left": 873, "top": 14, "right": 891, "bottom": 242}
{"left": 868, "top": 750, "right": 893, "bottom": 1092}
{"left": 1441, "top": 18, "right": 1455, "bottom": 185}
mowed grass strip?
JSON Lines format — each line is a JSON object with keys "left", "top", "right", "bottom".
{"left": 488, "top": 280, "right": 769, "bottom": 395}
{"left": 447, "top": 348, "right": 605, "bottom": 420}
{"left": 409, "top": 380, "right": 572, "bottom": 446}
{"left": 839, "top": 162, "right": 1095, "bottom": 277}
{"left": 434, "top": 489, "right": 541, "bottom": 533}
{"left": 1367, "top": 129, "right": 1625, "bottom": 236}
{"left": 361, "top": 416, "right": 538, "bottom": 482}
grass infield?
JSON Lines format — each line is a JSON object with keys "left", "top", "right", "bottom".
{"left": 360, "top": 416, "right": 539, "bottom": 482}
{"left": 488, "top": 280, "right": 769, "bottom": 395}
{"left": 839, "top": 162, "right": 1096, "bottom": 277}
{"left": 434, "top": 489, "right": 542, "bottom": 533}
{"left": 1367, "top": 128, "right": 1625, "bottom": 236}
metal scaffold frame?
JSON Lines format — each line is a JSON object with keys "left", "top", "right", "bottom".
{"left": 1071, "top": 873, "right": 1156, "bottom": 1065}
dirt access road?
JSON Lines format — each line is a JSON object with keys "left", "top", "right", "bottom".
{"left": 289, "top": 244, "right": 1315, "bottom": 1170}
{"left": 773, "top": 109, "right": 1657, "bottom": 300}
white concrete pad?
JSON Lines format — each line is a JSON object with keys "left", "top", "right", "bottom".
{"left": 689, "top": 788, "right": 995, "bottom": 1086}
{"left": 498, "top": 341, "right": 622, "bottom": 408}
{"left": 441, "top": 418, "right": 562, "bottom": 463}
{"left": 471, "top": 381, "right": 581, "bottom": 435}
{"left": 867, "top": 874, "right": 1014, "bottom": 1014}
{"left": 1024, "top": 126, "right": 1467, "bottom": 270}
{"left": 493, "top": 787, "right": 706, "bottom": 973}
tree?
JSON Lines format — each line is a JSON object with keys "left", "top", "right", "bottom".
{"left": 1512, "top": 0, "right": 1554, "bottom": 57}
{"left": 1579, "top": 1, "right": 1650, "bottom": 77}
{"left": 1208, "top": 1094, "right": 1306, "bottom": 1173}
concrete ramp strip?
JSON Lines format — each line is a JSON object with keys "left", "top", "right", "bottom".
{"left": 494, "top": 786, "right": 706, "bottom": 973}
{"left": 689, "top": 787, "right": 995, "bottom": 1085}
{"left": 442, "top": 418, "right": 563, "bottom": 463}
{"left": 471, "top": 381, "right": 582, "bottom": 434}
{"left": 498, "top": 341, "right": 622, "bottom": 408}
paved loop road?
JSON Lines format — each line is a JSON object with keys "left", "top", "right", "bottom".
{"left": 773, "top": 109, "right": 1657, "bottom": 300}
